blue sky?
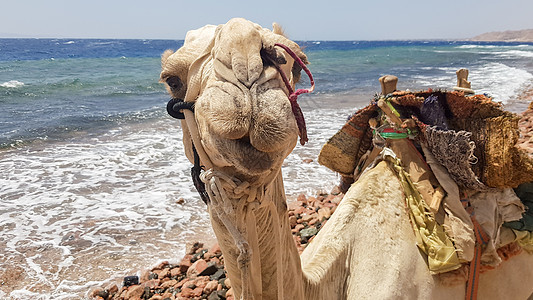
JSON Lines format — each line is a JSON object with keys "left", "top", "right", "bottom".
{"left": 1, "top": 0, "right": 533, "bottom": 40}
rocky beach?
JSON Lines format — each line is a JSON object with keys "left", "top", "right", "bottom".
{"left": 90, "top": 192, "right": 344, "bottom": 300}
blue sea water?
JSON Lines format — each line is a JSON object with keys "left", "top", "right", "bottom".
{"left": 2, "top": 39, "right": 533, "bottom": 148}
{"left": 1, "top": 38, "right": 533, "bottom": 299}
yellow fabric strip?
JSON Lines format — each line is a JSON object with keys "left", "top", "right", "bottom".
{"left": 512, "top": 229, "right": 533, "bottom": 253}
{"left": 384, "top": 150, "right": 462, "bottom": 274}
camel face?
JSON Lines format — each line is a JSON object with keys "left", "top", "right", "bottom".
{"left": 162, "top": 18, "right": 307, "bottom": 180}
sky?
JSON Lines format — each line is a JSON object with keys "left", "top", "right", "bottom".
{"left": 1, "top": 0, "right": 533, "bottom": 40}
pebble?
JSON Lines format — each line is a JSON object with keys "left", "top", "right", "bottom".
{"left": 123, "top": 275, "right": 139, "bottom": 287}
{"left": 125, "top": 285, "right": 143, "bottom": 299}
{"left": 203, "top": 280, "right": 218, "bottom": 294}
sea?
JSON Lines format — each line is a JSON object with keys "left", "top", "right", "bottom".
{"left": 1, "top": 38, "right": 533, "bottom": 299}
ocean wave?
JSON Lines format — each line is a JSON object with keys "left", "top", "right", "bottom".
{"left": 495, "top": 49, "right": 533, "bottom": 58}
{"left": 412, "top": 63, "right": 533, "bottom": 103}
{"left": 0, "top": 80, "right": 24, "bottom": 88}
{"left": 470, "top": 62, "right": 533, "bottom": 102}
{"left": 457, "top": 45, "right": 499, "bottom": 49}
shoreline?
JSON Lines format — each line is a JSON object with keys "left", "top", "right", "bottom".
{"left": 90, "top": 192, "right": 345, "bottom": 300}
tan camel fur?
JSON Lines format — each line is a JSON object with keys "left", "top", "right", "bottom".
{"left": 161, "top": 18, "right": 533, "bottom": 300}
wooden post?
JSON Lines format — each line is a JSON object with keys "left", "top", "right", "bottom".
{"left": 379, "top": 75, "right": 398, "bottom": 95}
{"left": 453, "top": 68, "right": 474, "bottom": 94}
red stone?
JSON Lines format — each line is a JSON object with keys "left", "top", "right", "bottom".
{"left": 141, "top": 279, "right": 160, "bottom": 289}
{"left": 105, "top": 283, "right": 118, "bottom": 295}
{"left": 170, "top": 267, "right": 181, "bottom": 277}
{"left": 90, "top": 287, "right": 105, "bottom": 298}
{"left": 288, "top": 215, "right": 297, "bottom": 228}
{"left": 210, "top": 243, "right": 222, "bottom": 254}
{"left": 126, "top": 285, "right": 144, "bottom": 299}
{"left": 224, "top": 278, "right": 232, "bottom": 289}
{"left": 210, "top": 257, "right": 221, "bottom": 266}
{"left": 297, "top": 194, "right": 307, "bottom": 203}
{"left": 292, "top": 224, "right": 305, "bottom": 233}
{"left": 300, "top": 213, "right": 315, "bottom": 223}
{"left": 203, "top": 251, "right": 216, "bottom": 260}
{"left": 160, "top": 279, "right": 177, "bottom": 289}
{"left": 181, "top": 287, "right": 194, "bottom": 297}
{"left": 179, "top": 254, "right": 193, "bottom": 273}
{"left": 192, "top": 286, "right": 204, "bottom": 297}
{"left": 194, "top": 276, "right": 210, "bottom": 288}
{"left": 318, "top": 207, "right": 332, "bottom": 220}
{"left": 293, "top": 206, "right": 307, "bottom": 215}
{"left": 187, "top": 259, "right": 208, "bottom": 278}
{"left": 153, "top": 261, "right": 169, "bottom": 270}
{"left": 156, "top": 267, "right": 170, "bottom": 279}
{"left": 204, "top": 280, "right": 218, "bottom": 294}
{"left": 176, "top": 278, "right": 189, "bottom": 288}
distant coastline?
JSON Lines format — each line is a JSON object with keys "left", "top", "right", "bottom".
{"left": 470, "top": 29, "right": 533, "bottom": 42}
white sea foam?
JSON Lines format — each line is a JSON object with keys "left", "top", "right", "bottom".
{"left": 470, "top": 63, "right": 533, "bottom": 102}
{"left": 0, "top": 80, "right": 24, "bottom": 88}
{"left": 284, "top": 107, "right": 354, "bottom": 196}
{"left": 496, "top": 49, "right": 533, "bottom": 58}
{"left": 412, "top": 62, "right": 533, "bottom": 103}
{"left": 0, "top": 118, "right": 212, "bottom": 298}
{"left": 411, "top": 66, "right": 457, "bottom": 88}
{"left": 457, "top": 44, "right": 498, "bottom": 49}
{"left": 63, "top": 41, "right": 75, "bottom": 45}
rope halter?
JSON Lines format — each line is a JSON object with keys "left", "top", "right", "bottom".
{"left": 272, "top": 43, "right": 315, "bottom": 145}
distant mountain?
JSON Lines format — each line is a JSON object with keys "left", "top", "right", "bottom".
{"left": 470, "top": 29, "right": 533, "bottom": 42}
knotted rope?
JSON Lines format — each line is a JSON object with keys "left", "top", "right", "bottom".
{"left": 200, "top": 169, "right": 284, "bottom": 300}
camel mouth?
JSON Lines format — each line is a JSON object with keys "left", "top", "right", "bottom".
{"left": 216, "top": 134, "right": 276, "bottom": 176}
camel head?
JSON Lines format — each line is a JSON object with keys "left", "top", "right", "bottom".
{"left": 161, "top": 18, "right": 309, "bottom": 183}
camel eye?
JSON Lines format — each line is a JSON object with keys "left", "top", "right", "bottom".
{"left": 166, "top": 76, "right": 183, "bottom": 91}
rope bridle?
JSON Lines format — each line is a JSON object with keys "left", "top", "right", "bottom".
{"left": 271, "top": 43, "right": 315, "bottom": 145}
{"left": 167, "top": 42, "right": 314, "bottom": 202}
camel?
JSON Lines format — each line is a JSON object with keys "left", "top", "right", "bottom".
{"left": 160, "top": 18, "right": 533, "bottom": 299}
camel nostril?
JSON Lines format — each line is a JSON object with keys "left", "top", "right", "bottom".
{"left": 166, "top": 76, "right": 183, "bottom": 91}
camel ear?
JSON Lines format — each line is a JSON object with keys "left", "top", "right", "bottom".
{"left": 272, "top": 22, "right": 285, "bottom": 36}
{"left": 260, "top": 27, "right": 309, "bottom": 83}
{"left": 161, "top": 49, "right": 174, "bottom": 70}
{"left": 160, "top": 25, "right": 217, "bottom": 99}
